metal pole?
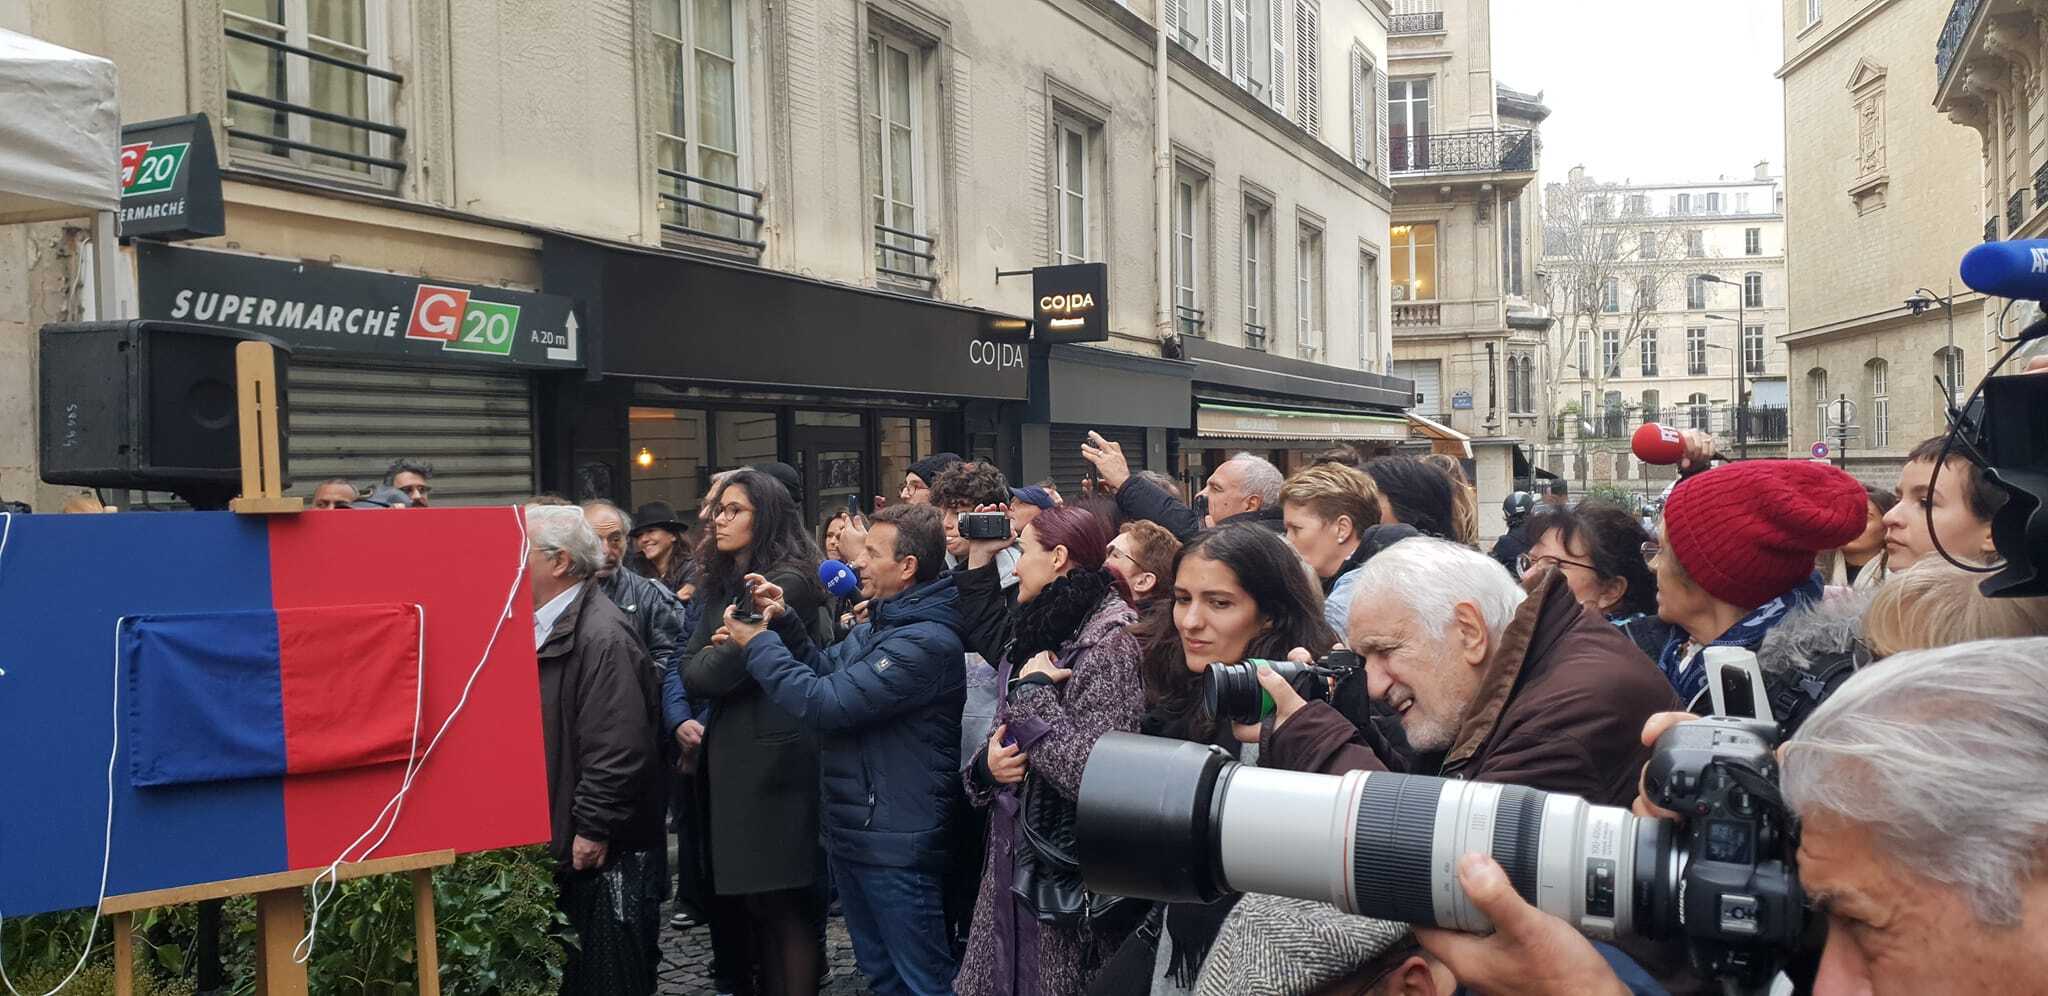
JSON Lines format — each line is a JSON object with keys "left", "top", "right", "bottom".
{"left": 1735, "top": 294, "right": 1746, "bottom": 459}
{"left": 1155, "top": 0, "right": 1173, "bottom": 342}
{"left": 1947, "top": 277, "right": 1957, "bottom": 408}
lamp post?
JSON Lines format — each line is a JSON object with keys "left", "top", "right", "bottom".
{"left": 1907, "top": 280, "right": 1959, "bottom": 409}
{"left": 1701, "top": 341, "right": 1739, "bottom": 442}
{"left": 1697, "top": 273, "right": 1748, "bottom": 458}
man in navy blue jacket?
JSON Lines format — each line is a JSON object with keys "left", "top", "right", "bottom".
{"left": 720, "top": 502, "right": 966, "bottom": 996}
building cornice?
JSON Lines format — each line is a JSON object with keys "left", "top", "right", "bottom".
{"left": 1783, "top": 294, "right": 1989, "bottom": 344}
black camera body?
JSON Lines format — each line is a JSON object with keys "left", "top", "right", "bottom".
{"left": 1641, "top": 717, "right": 1805, "bottom": 987}
{"left": 958, "top": 511, "right": 1012, "bottom": 540}
{"left": 1204, "top": 650, "right": 1361, "bottom": 725}
{"left": 730, "top": 577, "right": 764, "bottom": 624}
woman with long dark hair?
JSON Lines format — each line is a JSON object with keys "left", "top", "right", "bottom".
{"left": 681, "top": 469, "right": 829, "bottom": 996}
{"left": 1361, "top": 456, "right": 1457, "bottom": 541}
{"left": 626, "top": 500, "right": 692, "bottom": 593}
{"left": 956, "top": 505, "right": 1146, "bottom": 996}
{"left": 1095, "top": 524, "right": 1340, "bottom": 995}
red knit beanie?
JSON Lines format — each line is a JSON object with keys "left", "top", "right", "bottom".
{"left": 1662, "top": 461, "right": 1868, "bottom": 610}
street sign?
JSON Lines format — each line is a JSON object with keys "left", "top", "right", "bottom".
{"left": 1452, "top": 390, "right": 1474, "bottom": 410}
{"left": 1811, "top": 441, "right": 1831, "bottom": 459}
{"left": 1825, "top": 397, "right": 1857, "bottom": 430}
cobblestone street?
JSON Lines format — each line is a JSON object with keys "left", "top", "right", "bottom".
{"left": 656, "top": 902, "right": 874, "bottom": 996}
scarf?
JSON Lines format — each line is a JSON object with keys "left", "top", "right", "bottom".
{"left": 1010, "top": 568, "right": 1116, "bottom": 663}
{"left": 1659, "top": 572, "right": 1824, "bottom": 703}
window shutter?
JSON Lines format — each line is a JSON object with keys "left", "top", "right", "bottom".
{"left": 1294, "top": 0, "right": 1320, "bottom": 133}
{"left": 1230, "top": 0, "right": 1251, "bottom": 87}
{"left": 1350, "top": 49, "right": 1367, "bottom": 168}
{"left": 1165, "top": 0, "right": 1182, "bottom": 44}
{"left": 1269, "top": 0, "right": 1287, "bottom": 112}
{"left": 1208, "top": 0, "right": 1228, "bottom": 71}
{"left": 1374, "top": 67, "right": 1389, "bottom": 181}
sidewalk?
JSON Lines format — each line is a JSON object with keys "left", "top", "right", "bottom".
{"left": 656, "top": 901, "right": 875, "bottom": 996}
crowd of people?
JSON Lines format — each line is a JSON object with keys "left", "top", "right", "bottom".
{"left": 347, "top": 430, "right": 2042, "bottom": 996}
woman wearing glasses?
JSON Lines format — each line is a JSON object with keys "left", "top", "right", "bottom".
{"left": 1516, "top": 502, "right": 1674, "bottom": 662}
{"left": 682, "top": 468, "right": 831, "bottom": 996}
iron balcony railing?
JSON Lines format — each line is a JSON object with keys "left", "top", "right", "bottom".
{"left": 1391, "top": 128, "right": 1539, "bottom": 176}
{"left": 222, "top": 26, "right": 406, "bottom": 175}
{"left": 2008, "top": 190, "right": 2026, "bottom": 235}
{"left": 1987, "top": 217, "right": 2001, "bottom": 243}
{"left": 657, "top": 168, "right": 766, "bottom": 252}
{"left": 1176, "top": 304, "right": 1206, "bottom": 338}
{"left": 2035, "top": 161, "right": 2048, "bottom": 206}
{"left": 1243, "top": 323, "right": 1268, "bottom": 351}
{"left": 875, "top": 224, "right": 938, "bottom": 285}
{"left": 1937, "top": 0, "right": 1985, "bottom": 90}
{"left": 1552, "top": 405, "right": 1790, "bottom": 444}
{"left": 1389, "top": 11, "right": 1444, "bottom": 33}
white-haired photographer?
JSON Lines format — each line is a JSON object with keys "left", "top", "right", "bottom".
{"left": 1417, "top": 637, "right": 2048, "bottom": 996}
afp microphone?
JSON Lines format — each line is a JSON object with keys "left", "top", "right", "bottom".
{"left": 818, "top": 559, "right": 861, "bottom": 598}
{"left": 1961, "top": 239, "right": 2048, "bottom": 301}
{"left": 1632, "top": 422, "right": 1728, "bottom": 469}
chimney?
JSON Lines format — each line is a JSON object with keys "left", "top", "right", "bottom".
{"left": 1754, "top": 160, "right": 1771, "bottom": 180}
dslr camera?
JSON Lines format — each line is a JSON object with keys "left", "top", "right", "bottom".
{"left": 1204, "top": 650, "right": 1361, "bottom": 725}
{"left": 1076, "top": 716, "right": 1806, "bottom": 989}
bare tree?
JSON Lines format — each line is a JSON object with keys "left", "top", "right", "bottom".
{"left": 1537, "top": 170, "right": 1694, "bottom": 430}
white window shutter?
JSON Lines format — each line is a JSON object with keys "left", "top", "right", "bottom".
{"left": 1374, "top": 67, "right": 1389, "bottom": 181}
{"left": 1207, "top": 0, "right": 1228, "bottom": 72}
{"left": 1350, "top": 49, "right": 1367, "bottom": 168}
{"left": 1293, "top": 0, "right": 1319, "bottom": 134}
{"left": 1269, "top": 0, "right": 1287, "bottom": 112}
{"left": 1230, "top": 0, "right": 1251, "bottom": 87}
{"left": 1165, "top": 0, "right": 1182, "bottom": 45}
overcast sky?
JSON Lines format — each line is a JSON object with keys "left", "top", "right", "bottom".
{"left": 1492, "top": 0, "right": 1786, "bottom": 188}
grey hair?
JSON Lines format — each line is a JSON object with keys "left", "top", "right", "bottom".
{"left": 1226, "top": 453, "right": 1285, "bottom": 505}
{"left": 1782, "top": 637, "right": 2048, "bottom": 926}
{"left": 1347, "top": 537, "right": 1526, "bottom": 648}
{"left": 579, "top": 499, "right": 631, "bottom": 532}
{"left": 524, "top": 504, "right": 604, "bottom": 578}
{"left": 1756, "top": 587, "right": 1875, "bottom": 675}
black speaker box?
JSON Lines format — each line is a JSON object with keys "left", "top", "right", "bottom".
{"left": 39, "top": 320, "right": 291, "bottom": 492}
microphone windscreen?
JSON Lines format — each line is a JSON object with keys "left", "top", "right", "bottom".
{"left": 1961, "top": 239, "right": 2048, "bottom": 301}
{"left": 818, "top": 559, "right": 860, "bottom": 598}
{"left": 1631, "top": 422, "right": 1687, "bottom": 467}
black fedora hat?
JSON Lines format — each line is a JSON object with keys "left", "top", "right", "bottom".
{"left": 629, "top": 500, "right": 688, "bottom": 536}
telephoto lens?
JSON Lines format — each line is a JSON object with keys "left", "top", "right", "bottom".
{"left": 1204, "top": 658, "right": 1315, "bottom": 725}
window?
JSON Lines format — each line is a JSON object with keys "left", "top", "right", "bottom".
{"left": 1937, "top": 346, "right": 1965, "bottom": 407}
{"left": 1296, "top": 220, "right": 1325, "bottom": 355}
{"left": 1602, "top": 328, "right": 1621, "bottom": 378}
{"left": 1636, "top": 274, "right": 1658, "bottom": 309}
{"left": 1625, "top": 194, "right": 1648, "bottom": 216}
{"left": 1577, "top": 331, "right": 1590, "bottom": 375}
{"left": 1673, "top": 193, "right": 1691, "bottom": 215}
{"left": 1601, "top": 276, "right": 1620, "bottom": 313}
{"left": 1805, "top": 0, "right": 1822, "bottom": 27}
{"left": 1291, "top": 0, "right": 1321, "bottom": 134}
{"left": 1868, "top": 358, "right": 1890, "bottom": 448}
{"left": 224, "top": 0, "right": 396, "bottom": 180}
{"left": 1350, "top": 46, "right": 1375, "bottom": 170}
{"left": 1743, "top": 325, "right": 1765, "bottom": 375}
{"left": 1599, "top": 232, "right": 1619, "bottom": 260}
{"left": 1358, "top": 250, "right": 1380, "bottom": 369}
{"left": 1809, "top": 368, "right": 1830, "bottom": 434}
{"left": 1390, "top": 78, "right": 1431, "bottom": 171}
{"left": 1745, "top": 227, "right": 1762, "bottom": 255}
{"left": 1688, "top": 392, "right": 1712, "bottom": 431}
{"left": 1704, "top": 192, "right": 1722, "bottom": 214}
{"left": 1052, "top": 114, "right": 1097, "bottom": 265}
{"left": 1686, "top": 230, "right": 1705, "bottom": 258}
{"left": 1506, "top": 352, "right": 1524, "bottom": 412}
{"left": 1640, "top": 328, "right": 1660, "bottom": 376}
{"left": 868, "top": 32, "right": 929, "bottom": 278}
{"left": 1390, "top": 222, "right": 1437, "bottom": 301}
{"left": 1591, "top": 196, "right": 1613, "bottom": 221}
{"left": 1687, "top": 327, "right": 1708, "bottom": 376}
{"left": 653, "top": 0, "right": 750, "bottom": 242}
{"left": 1266, "top": 0, "right": 1289, "bottom": 113}
{"left": 1736, "top": 192, "right": 1752, "bottom": 213}
{"left": 1502, "top": 195, "right": 1525, "bottom": 296}
{"left": 1687, "top": 275, "right": 1708, "bottom": 310}
{"left": 1639, "top": 231, "right": 1658, "bottom": 260}
{"left": 1513, "top": 355, "right": 1536, "bottom": 414}
{"left": 1642, "top": 388, "right": 1662, "bottom": 422}
{"left": 1244, "top": 198, "right": 1273, "bottom": 344}
{"left": 1743, "top": 272, "right": 1764, "bottom": 308}
{"left": 1173, "top": 170, "right": 1207, "bottom": 334}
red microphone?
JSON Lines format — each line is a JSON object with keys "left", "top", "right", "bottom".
{"left": 1631, "top": 422, "right": 1728, "bottom": 468}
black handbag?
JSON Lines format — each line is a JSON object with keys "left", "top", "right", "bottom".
{"left": 1011, "top": 772, "right": 1145, "bottom": 932}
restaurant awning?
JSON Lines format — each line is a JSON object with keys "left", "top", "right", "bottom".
{"left": 1405, "top": 412, "right": 1473, "bottom": 459}
{"left": 1195, "top": 402, "right": 1413, "bottom": 445}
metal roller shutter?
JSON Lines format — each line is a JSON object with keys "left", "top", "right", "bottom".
{"left": 287, "top": 358, "right": 536, "bottom": 506}
{"left": 1049, "top": 425, "right": 1146, "bottom": 497}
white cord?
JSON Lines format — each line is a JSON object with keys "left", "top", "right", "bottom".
{"left": 294, "top": 506, "right": 530, "bottom": 963}
{"left": 0, "top": 615, "right": 123, "bottom": 996}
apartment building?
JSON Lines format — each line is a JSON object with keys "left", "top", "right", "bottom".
{"left": 1542, "top": 167, "right": 1791, "bottom": 486}
{"left": 0, "top": 0, "right": 1415, "bottom": 518}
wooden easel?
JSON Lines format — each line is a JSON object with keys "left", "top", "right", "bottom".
{"left": 227, "top": 340, "right": 303, "bottom": 516}
{"left": 104, "top": 850, "right": 455, "bottom": 996}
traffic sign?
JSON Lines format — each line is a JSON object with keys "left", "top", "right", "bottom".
{"left": 1825, "top": 397, "right": 1857, "bottom": 430}
{"left": 1811, "top": 441, "right": 1831, "bottom": 459}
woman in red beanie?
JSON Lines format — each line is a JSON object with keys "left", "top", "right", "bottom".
{"left": 1647, "top": 460, "right": 1870, "bottom": 704}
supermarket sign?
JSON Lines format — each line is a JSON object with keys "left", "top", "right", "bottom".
{"left": 136, "top": 242, "right": 583, "bottom": 369}
{"left": 117, "top": 114, "right": 224, "bottom": 240}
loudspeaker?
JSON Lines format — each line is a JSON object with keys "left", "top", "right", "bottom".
{"left": 39, "top": 320, "right": 291, "bottom": 495}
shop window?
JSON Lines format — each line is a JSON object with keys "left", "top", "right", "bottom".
{"left": 629, "top": 407, "right": 711, "bottom": 513}
{"left": 880, "top": 416, "right": 938, "bottom": 499}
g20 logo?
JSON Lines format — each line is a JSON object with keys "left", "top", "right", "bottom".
{"left": 405, "top": 284, "right": 521, "bottom": 357}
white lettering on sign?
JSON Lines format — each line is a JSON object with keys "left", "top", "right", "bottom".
{"left": 968, "top": 339, "right": 1026, "bottom": 371}
{"left": 2032, "top": 248, "right": 2048, "bottom": 274}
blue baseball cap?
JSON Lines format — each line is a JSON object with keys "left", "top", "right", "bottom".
{"left": 1009, "top": 486, "right": 1056, "bottom": 510}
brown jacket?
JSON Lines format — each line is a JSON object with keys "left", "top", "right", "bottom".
{"left": 1266, "top": 572, "right": 1678, "bottom": 807}
{"left": 536, "top": 583, "right": 667, "bottom": 870}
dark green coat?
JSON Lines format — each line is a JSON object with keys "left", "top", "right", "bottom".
{"left": 681, "top": 566, "right": 828, "bottom": 894}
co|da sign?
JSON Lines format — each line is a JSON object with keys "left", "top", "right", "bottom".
{"left": 1032, "top": 262, "right": 1108, "bottom": 343}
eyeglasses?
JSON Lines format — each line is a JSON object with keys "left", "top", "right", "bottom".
{"left": 1518, "top": 553, "right": 1597, "bottom": 575}
{"left": 712, "top": 503, "right": 752, "bottom": 522}
{"left": 1641, "top": 541, "right": 1662, "bottom": 564}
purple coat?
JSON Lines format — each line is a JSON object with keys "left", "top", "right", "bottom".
{"left": 955, "top": 592, "right": 1145, "bottom": 996}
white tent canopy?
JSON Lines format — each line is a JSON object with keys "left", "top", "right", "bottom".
{"left": 0, "top": 27, "right": 118, "bottom": 224}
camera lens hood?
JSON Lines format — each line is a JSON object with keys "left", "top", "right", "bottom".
{"left": 1077, "top": 732, "right": 1234, "bottom": 904}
